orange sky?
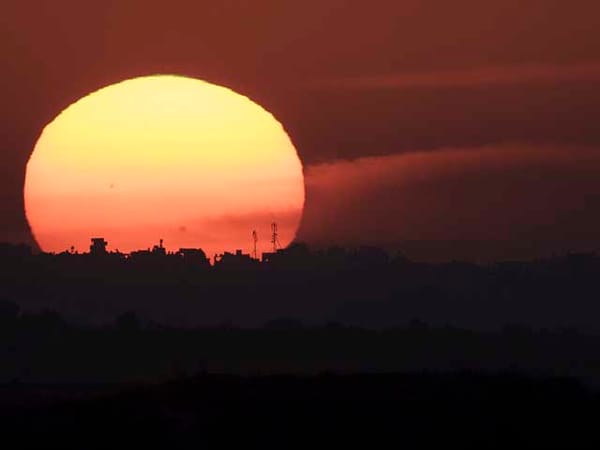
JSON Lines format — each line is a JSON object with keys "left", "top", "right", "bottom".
{"left": 24, "top": 76, "right": 305, "bottom": 256}
{"left": 3, "top": 0, "right": 600, "bottom": 261}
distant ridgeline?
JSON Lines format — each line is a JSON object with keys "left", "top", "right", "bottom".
{"left": 1, "top": 241, "right": 600, "bottom": 332}
{"left": 3, "top": 304, "right": 600, "bottom": 385}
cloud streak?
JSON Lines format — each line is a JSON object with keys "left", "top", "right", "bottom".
{"left": 311, "top": 62, "right": 600, "bottom": 90}
{"left": 297, "top": 144, "right": 600, "bottom": 261}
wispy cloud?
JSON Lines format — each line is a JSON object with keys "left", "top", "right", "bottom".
{"left": 298, "top": 144, "right": 600, "bottom": 261}
{"left": 310, "top": 62, "right": 600, "bottom": 90}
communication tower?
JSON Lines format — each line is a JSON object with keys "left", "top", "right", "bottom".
{"left": 271, "top": 222, "right": 281, "bottom": 252}
{"left": 252, "top": 230, "right": 258, "bottom": 259}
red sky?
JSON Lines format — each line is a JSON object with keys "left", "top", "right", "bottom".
{"left": 2, "top": 0, "right": 600, "bottom": 260}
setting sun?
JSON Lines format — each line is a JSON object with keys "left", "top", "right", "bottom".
{"left": 24, "top": 75, "right": 305, "bottom": 257}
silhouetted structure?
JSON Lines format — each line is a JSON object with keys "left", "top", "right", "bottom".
{"left": 252, "top": 230, "right": 258, "bottom": 259}
{"left": 214, "top": 249, "right": 257, "bottom": 269}
{"left": 130, "top": 239, "right": 167, "bottom": 259}
{"left": 177, "top": 248, "right": 210, "bottom": 267}
{"left": 262, "top": 242, "right": 311, "bottom": 267}
{"left": 154, "top": 238, "right": 166, "bottom": 256}
{"left": 271, "top": 222, "right": 281, "bottom": 251}
{"left": 89, "top": 238, "right": 108, "bottom": 255}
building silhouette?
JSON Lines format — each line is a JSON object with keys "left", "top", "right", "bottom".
{"left": 214, "top": 249, "right": 257, "bottom": 269}
{"left": 90, "top": 238, "right": 108, "bottom": 255}
{"left": 178, "top": 248, "right": 210, "bottom": 268}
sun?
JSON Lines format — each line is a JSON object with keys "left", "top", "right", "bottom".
{"left": 24, "top": 75, "right": 305, "bottom": 257}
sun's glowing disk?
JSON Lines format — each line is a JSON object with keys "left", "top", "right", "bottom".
{"left": 25, "top": 75, "right": 305, "bottom": 256}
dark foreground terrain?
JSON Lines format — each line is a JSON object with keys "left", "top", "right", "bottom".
{"left": 1, "top": 373, "right": 598, "bottom": 449}
{"left": 2, "top": 245, "right": 600, "bottom": 447}
{"left": 5, "top": 243, "right": 600, "bottom": 331}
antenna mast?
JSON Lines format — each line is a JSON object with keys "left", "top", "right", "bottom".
{"left": 252, "top": 230, "right": 258, "bottom": 259}
{"left": 271, "top": 222, "right": 281, "bottom": 252}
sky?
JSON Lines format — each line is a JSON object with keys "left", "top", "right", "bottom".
{"left": 2, "top": 0, "right": 600, "bottom": 261}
